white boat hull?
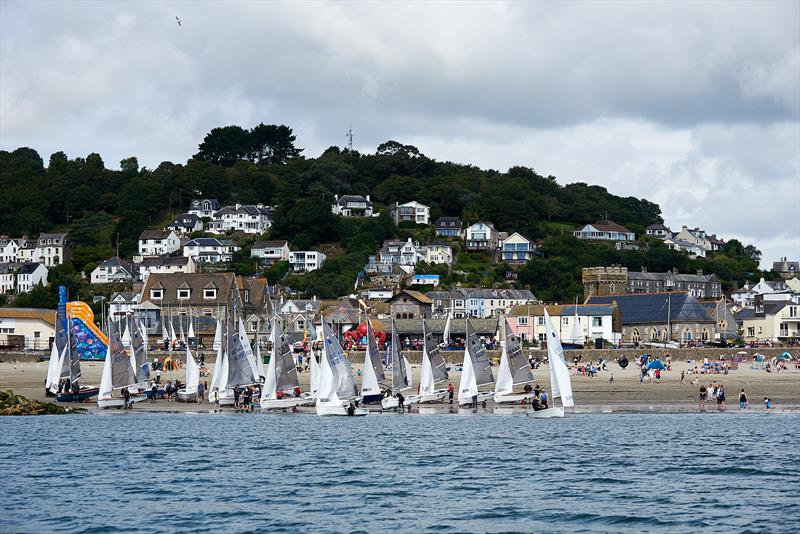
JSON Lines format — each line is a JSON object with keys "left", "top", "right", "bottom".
{"left": 381, "top": 396, "right": 399, "bottom": 410}
{"left": 457, "top": 391, "right": 495, "bottom": 407}
{"left": 413, "top": 390, "right": 448, "bottom": 404}
{"left": 97, "top": 395, "right": 147, "bottom": 409}
{"left": 260, "top": 397, "right": 307, "bottom": 410}
{"left": 526, "top": 406, "right": 565, "bottom": 418}
{"left": 177, "top": 389, "right": 197, "bottom": 402}
{"left": 316, "top": 402, "right": 369, "bottom": 416}
{"left": 494, "top": 392, "right": 534, "bottom": 404}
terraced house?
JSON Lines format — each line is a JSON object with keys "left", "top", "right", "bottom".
{"left": 208, "top": 203, "right": 271, "bottom": 234}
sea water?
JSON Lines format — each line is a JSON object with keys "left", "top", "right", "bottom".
{"left": 1, "top": 412, "right": 798, "bottom": 533}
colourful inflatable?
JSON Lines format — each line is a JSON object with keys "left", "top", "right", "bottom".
{"left": 343, "top": 322, "right": 386, "bottom": 350}
{"left": 66, "top": 300, "right": 108, "bottom": 361}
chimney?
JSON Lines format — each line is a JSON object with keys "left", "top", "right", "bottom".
{"left": 673, "top": 267, "right": 679, "bottom": 274}
{"left": 697, "top": 269, "right": 703, "bottom": 276}
{"left": 334, "top": 194, "right": 339, "bottom": 202}
{"left": 641, "top": 266, "right": 647, "bottom": 273}
{"left": 366, "top": 194, "right": 371, "bottom": 202}
{"left": 235, "top": 203, "right": 241, "bottom": 210}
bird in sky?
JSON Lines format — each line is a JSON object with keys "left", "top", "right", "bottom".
{"left": 175, "top": 16, "right": 182, "bottom": 26}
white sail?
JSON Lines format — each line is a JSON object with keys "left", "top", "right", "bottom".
{"left": 209, "top": 320, "right": 225, "bottom": 392}
{"left": 188, "top": 311, "right": 195, "bottom": 339}
{"left": 544, "top": 309, "right": 574, "bottom": 407}
{"left": 442, "top": 308, "right": 452, "bottom": 346}
{"left": 494, "top": 326, "right": 514, "bottom": 396}
{"left": 161, "top": 317, "right": 169, "bottom": 341}
{"left": 45, "top": 341, "right": 60, "bottom": 391}
{"left": 419, "top": 343, "right": 435, "bottom": 395}
{"left": 212, "top": 318, "right": 222, "bottom": 351}
{"left": 238, "top": 318, "right": 262, "bottom": 383}
{"left": 457, "top": 347, "right": 477, "bottom": 403}
{"left": 185, "top": 346, "right": 200, "bottom": 394}
{"left": 309, "top": 346, "right": 320, "bottom": 397}
{"left": 360, "top": 318, "right": 383, "bottom": 397}
{"left": 317, "top": 331, "right": 337, "bottom": 403}
{"left": 121, "top": 320, "right": 132, "bottom": 348}
{"left": 261, "top": 318, "right": 279, "bottom": 401}
{"left": 403, "top": 356, "right": 413, "bottom": 392}
{"left": 169, "top": 318, "right": 177, "bottom": 343}
{"left": 98, "top": 345, "right": 114, "bottom": 399}
{"left": 179, "top": 314, "right": 185, "bottom": 342}
{"left": 570, "top": 310, "right": 583, "bottom": 345}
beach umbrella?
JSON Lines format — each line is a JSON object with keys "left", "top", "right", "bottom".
{"left": 777, "top": 352, "right": 793, "bottom": 361}
{"left": 647, "top": 360, "right": 666, "bottom": 371}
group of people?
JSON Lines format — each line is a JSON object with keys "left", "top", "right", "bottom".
{"left": 699, "top": 384, "right": 774, "bottom": 413}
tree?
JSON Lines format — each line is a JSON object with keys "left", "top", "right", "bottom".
{"left": 250, "top": 123, "right": 303, "bottom": 165}
{"left": 194, "top": 125, "right": 251, "bottom": 166}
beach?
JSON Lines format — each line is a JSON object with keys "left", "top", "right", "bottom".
{"left": 2, "top": 354, "right": 798, "bottom": 413}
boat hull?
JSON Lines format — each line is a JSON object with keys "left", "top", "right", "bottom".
{"left": 361, "top": 393, "right": 385, "bottom": 405}
{"left": 56, "top": 387, "right": 100, "bottom": 402}
{"left": 176, "top": 389, "right": 197, "bottom": 402}
{"left": 457, "top": 391, "right": 495, "bottom": 407}
{"left": 526, "top": 406, "right": 565, "bottom": 418}
{"left": 316, "top": 402, "right": 368, "bottom": 416}
{"left": 413, "top": 390, "right": 448, "bottom": 404}
{"left": 260, "top": 397, "right": 308, "bottom": 410}
{"left": 494, "top": 393, "right": 535, "bottom": 404}
{"left": 97, "top": 395, "right": 147, "bottom": 409}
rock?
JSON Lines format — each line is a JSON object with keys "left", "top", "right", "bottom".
{"left": 0, "top": 390, "right": 86, "bottom": 416}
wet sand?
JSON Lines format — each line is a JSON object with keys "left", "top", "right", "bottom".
{"left": 2, "top": 356, "right": 798, "bottom": 414}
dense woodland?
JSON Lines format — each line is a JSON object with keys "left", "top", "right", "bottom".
{"left": 0, "top": 123, "right": 769, "bottom": 306}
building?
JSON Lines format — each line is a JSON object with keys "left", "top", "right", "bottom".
{"left": 138, "top": 230, "right": 181, "bottom": 258}
{"left": 188, "top": 199, "right": 220, "bottom": 218}
{"left": 410, "top": 274, "right": 440, "bottom": 287}
{"left": 500, "top": 232, "right": 535, "bottom": 264}
{"left": 731, "top": 277, "right": 796, "bottom": 309}
{"left": 435, "top": 217, "right": 462, "bottom": 238}
{"left": 423, "top": 241, "right": 454, "bottom": 265}
{"left": 673, "top": 226, "right": 724, "bottom": 254}
{"left": 109, "top": 292, "right": 140, "bottom": 318}
{"left": 0, "top": 263, "right": 48, "bottom": 294}
{"left": 427, "top": 288, "right": 536, "bottom": 319}
{"left": 34, "top": 233, "right": 69, "bottom": 267}
{"left": 0, "top": 307, "right": 56, "bottom": 350}
{"left": 390, "top": 201, "right": 430, "bottom": 225}
{"left": 379, "top": 238, "right": 424, "bottom": 266}
{"left": 208, "top": 204, "right": 271, "bottom": 235}
{"left": 182, "top": 238, "right": 240, "bottom": 263}
{"left": 738, "top": 301, "right": 800, "bottom": 343}
{"left": 331, "top": 194, "right": 374, "bottom": 217}
{"left": 90, "top": 258, "right": 136, "bottom": 284}
{"left": 581, "top": 266, "right": 630, "bottom": 299}
{"left": 364, "top": 287, "right": 394, "bottom": 300}
{"left": 507, "top": 303, "right": 622, "bottom": 344}
{"left": 0, "top": 236, "right": 31, "bottom": 263}
{"left": 138, "top": 256, "right": 196, "bottom": 282}
{"left": 701, "top": 298, "right": 738, "bottom": 340}
{"left": 465, "top": 222, "right": 499, "bottom": 251}
{"left": 663, "top": 237, "right": 707, "bottom": 258}
{"left": 289, "top": 251, "right": 326, "bottom": 272}
{"left": 645, "top": 224, "right": 672, "bottom": 239}
{"left": 0, "top": 264, "right": 14, "bottom": 293}
{"left": 773, "top": 257, "right": 799, "bottom": 279}
{"left": 573, "top": 220, "right": 635, "bottom": 242}
{"left": 363, "top": 261, "right": 408, "bottom": 288}
{"left": 250, "top": 240, "right": 290, "bottom": 264}
{"left": 586, "top": 291, "right": 716, "bottom": 344}
{"left": 389, "top": 290, "right": 433, "bottom": 319}
{"left": 166, "top": 213, "right": 203, "bottom": 236}
{"left": 626, "top": 268, "right": 722, "bottom": 299}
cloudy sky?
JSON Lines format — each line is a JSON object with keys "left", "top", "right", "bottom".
{"left": 1, "top": 1, "right": 798, "bottom": 267}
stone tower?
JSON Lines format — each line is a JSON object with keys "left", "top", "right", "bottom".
{"left": 582, "top": 266, "right": 629, "bottom": 300}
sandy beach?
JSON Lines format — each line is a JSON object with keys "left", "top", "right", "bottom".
{"left": 2, "top": 354, "right": 798, "bottom": 414}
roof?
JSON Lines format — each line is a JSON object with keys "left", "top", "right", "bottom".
{"left": 169, "top": 213, "right": 201, "bottom": 227}
{"left": 214, "top": 204, "right": 271, "bottom": 217}
{"left": 434, "top": 216, "right": 462, "bottom": 228}
{"left": 111, "top": 291, "right": 137, "bottom": 302}
{"left": 628, "top": 271, "right": 718, "bottom": 283}
{"left": 0, "top": 307, "right": 55, "bottom": 326}
{"left": 19, "top": 262, "right": 45, "bottom": 274}
{"left": 336, "top": 195, "right": 372, "bottom": 206}
{"left": 773, "top": 259, "right": 799, "bottom": 272}
{"left": 428, "top": 288, "right": 536, "bottom": 301}
{"left": 467, "top": 221, "right": 497, "bottom": 231}
{"left": 252, "top": 240, "right": 288, "bottom": 249}
{"left": 139, "top": 256, "right": 190, "bottom": 268}
{"left": 184, "top": 238, "right": 236, "bottom": 247}
{"left": 390, "top": 289, "right": 433, "bottom": 304}
{"left": 646, "top": 223, "right": 671, "bottom": 231}
{"left": 577, "top": 220, "right": 632, "bottom": 234}
{"left": 37, "top": 233, "right": 67, "bottom": 241}
{"left": 392, "top": 317, "right": 498, "bottom": 336}
{"left": 139, "top": 229, "right": 174, "bottom": 241}
{"left": 586, "top": 291, "right": 713, "bottom": 325}
{"left": 140, "top": 272, "right": 236, "bottom": 308}
{"left": 508, "top": 303, "right": 617, "bottom": 316}
{"left": 191, "top": 198, "right": 220, "bottom": 209}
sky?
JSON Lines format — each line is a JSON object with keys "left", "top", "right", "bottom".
{"left": 1, "top": 1, "right": 798, "bottom": 268}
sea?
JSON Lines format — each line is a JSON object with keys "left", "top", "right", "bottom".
{"left": 1, "top": 411, "right": 798, "bottom": 534}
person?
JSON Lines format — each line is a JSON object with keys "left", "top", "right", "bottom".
{"left": 739, "top": 389, "right": 747, "bottom": 411}
{"left": 233, "top": 386, "right": 241, "bottom": 410}
{"left": 150, "top": 381, "right": 158, "bottom": 402}
{"left": 122, "top": 387, "right": 131, "bottom": 409}
{"left": 396, "top": 392, "right": 405, "bottom": 412}
{"left": 197, "top": 382, "right": 205, "bottom": 404}
{"left": 447, "top": 383, "right": 454, "bottom": 404}
{"left": 540, "top": 389, "right": 548, "bottom": 409}
{"left": 243, "top": 387, "right": 252, "bottom": 412}
{"left": 533, "top": 383, "right": 541, "bottom": 398}
{"left": 716, "top": 384, "right": 726, "bottom": 411}
{"left": 347, "top": 402, "right": 356, "bottom": 416}
{"left": 680, "top": 370, "right": 685, "bottom": 384}
{"left": 471, "top": 394, "right": 478, "bottom": 409}
{"left": 763, "top": 396, "right": 772, "bottom": 413}
{"left": 609, "top": 373, "right": 614, "bottom": 383}
{"left": 655, "top": 368, "right": 661, "bottom": 382}
{"left": 155, "top": 367, "right": 162, "bottom": 384}
{"left": 212, "top": 388, "right": 220, "bottom": 412}
{"left": 699, "top": 384, "right": 707, "bottom": 412}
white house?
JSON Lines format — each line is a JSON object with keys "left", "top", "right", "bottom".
{"left": 0, "top": 264, "right": 16, "bottom": 293}
{"left": 423, "top": 241, "right": 454, "bottom": 265}
{"left": 0, "top": 308, "right": 56, "bottom": 350}
{"left": 364, "top": 287, "right": 394, "bottom": 300}
{"left": 663, "top": 237, "right": 706, "bottom": 258}
{"left": 109, "top": 292, "right": 140, "bottom": 319}
{"left": 673, "top": 226, "right": 724, "bottom": 253}
{"left": 573, "top": 220, "right": 635, "bottom": 242}
{"left": 410, "top": 274, "right": 440, "bottom": 287}
{"left": 0, "top": 236, "right": 30, "bottom": 263}
{"left": 379, "top": 238, "right": 425, "bottom": 266}
{"left": 465, "top": 222, "right": 499, "bottom": 251}
{"left": 208, "top": 204, "right": 272, "bottom": 235}
{"left": 183, "top": 238, "right": 240, "bottom": 263}
{"left": 90, "top": 258, "right": 136, "bottom": 284}
{"left": 166, "top": 213, "right": 203, "bottom": 235}
{"left": 645, "top": 224, "right": 672, "bottom": 239}
{"left": 34, "top": 233, "right": 69, "bottom": 267}
{"left": 289, "top": 251, "right": 326, "bottom": 272}
{"left": 331, "top": 194, "right": 374, "bottom": 217}
{"left": 138, "top": 256, "right": 197, "bottom": 282}
{"left": 500, "top": 232, "right": 535, "bottom": 264}
{"left": 138, "top": 230, "right": 181, "bottom": 258}
{"left": 390, "top": 201, "right": 430, "bottom": 225}
{"left": 508, "top": 303, "right": 621, "bottom": 344}
{"left": 251, "top": 240, "right": 290, "bottom": 264}
{"left": 188, "top": 199, "right": 220, "bottom": 218}
{"left": 15, "top": 262, "right": 48, "bottom": 293}
{"left": 17, "top": 241, "right": 36, "bottom": 263}
{"left": 427, "top": 288, "right": 537, "bottom": 319}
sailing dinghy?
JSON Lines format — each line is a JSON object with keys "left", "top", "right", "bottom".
{"left": 177, "top": 345, "right": 201, "bottom": 402}
{"left": 97, "top": 319, "right": 146, "bottom": 408}
{"left": 457, "top": 319, "right": 495, "bottom": 406}
{"left": 360, "top": 317, "right": 386, "bottom": 404}
{"left": 494, "top": 317, "right": 535, "bottom": 404}
{"left": 411, "top": 318, "right": 449, "bottom": 403}
{"left": 381, "top": 318, "right": 413, "bottom": 410}
{"left": 260, "top": 317, "right": 311, "bottom": 410}
{"left": 316, "top": 322, "right": 367, "bottom": 416}
{"left": 528, "top": 309, "right": 574, "bottom": 418}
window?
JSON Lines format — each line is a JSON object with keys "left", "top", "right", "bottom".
{"left": 244, "top": 290, "right": 250, "bottom": 303}
{"left": 538, "top": 333, "right": 546, "bottom": 342}
{"left": 178, "top": 289, "right": 190, "bottom": 300}
{"left": 790, "top": 306, "right": 798, "bottom": 318}
{"left": 204, "top": 288, "right": 217, "bottom": 299}
{"left": 682, "top": 329, "right": 693, "bottom": 342}
{"left": 34, "top": 331, "right": 40, "bottom": 338}
{"left": 537, "top": 317, "right": 545, "bottom": 326}
{"left": 631, "top": 329, "right": 640, "bottom": 343}
{"left": 747, "top": 327, "right": 755, "bottom": 337}
{"left": 250, "top": 320, "right": 258, "bottom": 332}
{"left": 203, "top": 309, "right": 213, "bottom": 316}
{"left": 592, "top": 317, "right": 602, "bottom": 327}
{"left": 561, "top": 317, "right": 569, "bottom": 326}
{"left": 151, "top": 289, "right": 163, "bottom": 300}
{"left": 517, "top": 317, "right": 528, "bottom": 326}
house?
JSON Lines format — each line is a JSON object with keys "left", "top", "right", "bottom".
{"left": 0, "top": 307, "right": 56, "bottom": 350}
{"left": 410, "top": 274, "right": 440, "bottom": 287}
{"left": 773, "top": 257, "right": 799, "bottom": 279}
{"left": 586, "top": 291, "right": 716, "bottom": 344}
{"left": 138, "top": 230, "right": 181, "bottom": 258}
{"left": 663, "top": 237, "right": 706, "bottom": 258}
{"left": 731, "top": 277, "right": 795, "bottom": 308}
{"left": 289, "top": 251, "right": 326, "bottom": 272}
{"left": 390, "top": 201, "right": 430, "bottom": 225}
{"left": 363, "top": 261, "right": 408, "bottom": 287}
{"left": 423, "top": 241, "right": 454, "bottom": 265}
{"left": 138, "top": 256, "right": 196, "bottom": 282}
{"left": 465, "top": 222, "right": 499, "bottom": 251}
{"left": 183, "top": 238, "right": 240, "bottom": 263}
{"left": 645, "top": 224, "right": 672, "bottom": 239}
{"left": 0, "top": 263, "right": 48, "bottom": 294}
{"left": 507, "top": 303, "right": 622, "bottom": 344}
{"left": 738, "top": 301, "right": 800, "bottom": 343}
{"left": 17, "top": 241, "right": 36, "bottom": 263}
{"left": 109, "top": 292, "right": 140, "bottom": 319}
{"left": 251, "top": 240, "right": 290, "bottom": 264}
{"left": 90, "top": 258, "right": 136, "bottom": 284}
{"left": 276, "top": 298, "right": 320, "bottom": 336}
{"left": 573, "top": 220, "right": 635, "bottom": 242}
{"left": 364, "top": 287, "right": 394, "bottom": 300}
{"left": 0, "top": 236, "right": 31, "bottom": 263}
{"left": 188, "top": 199, "right": 220, "bottom": 218}
{"left": 672, "top": 225, "right": 725, "bottom": 254}
{"left": 34, "top": 233, "right": 69, "bottom": 267}
{"left": 435, "top": 217, "right": 462, "bottom": 238}
{"left": 331, "top": 194, "right": 374, "bottom": 217}
{"left": 500, "top": 232, "right": 535, "bottom": 264}
{"left": 427, "top": 288, "right": 537, "bottom": 319}
{"left": 208, "top": 204, "right": 272, "bottom": 235}
{"left": 626, "top": 268, "right": 722, "bottom": 299}
{"left": 379, "top": 238, "right": 425, "bottom": 266}
{"left": 0, "top": 264, "right": 14, "bottom": 293}
{"left": 701, "top": 298, "right": 738, "bottom": 340}
{"left": 389, "top": 290, "right": 433, "bottom": 319}
{"left": 166, "top": 213, "right": 203, "bottom": 236}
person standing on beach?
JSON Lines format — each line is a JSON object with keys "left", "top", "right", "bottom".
{"left": 197, "top": 382, "right": 205, "bottom": 404}
{"left": 716, "top": 384, "right": 726, "bottom": 411}
{"left": 155, "top": 367, "right": 162, "bottom": 384}
{"left": 739, "top": 389, "right": 748, "bottom": 411}
{"left": 447, "top": 383, "right": 454, "bottom": 404}
{"left": 212, "top": 388, "right": 220, "bottom": 412}
{"left": 150, "top": 381, "right": 157, "bottom": 402}
{"left": 680, "top": 370, "right": 685, "bottom": 384}
{"left": 699, "top": 384, "right": 707, "bottom": 412}
{"left": 763, "top": 397, "right": 772, "bottom": 413}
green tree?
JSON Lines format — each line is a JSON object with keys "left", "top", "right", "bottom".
{"left": 250, "top": 123, "right": 303, "bottom": 165}
{"left": 194, "top": 125, "right": 252, "bottom": 166}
